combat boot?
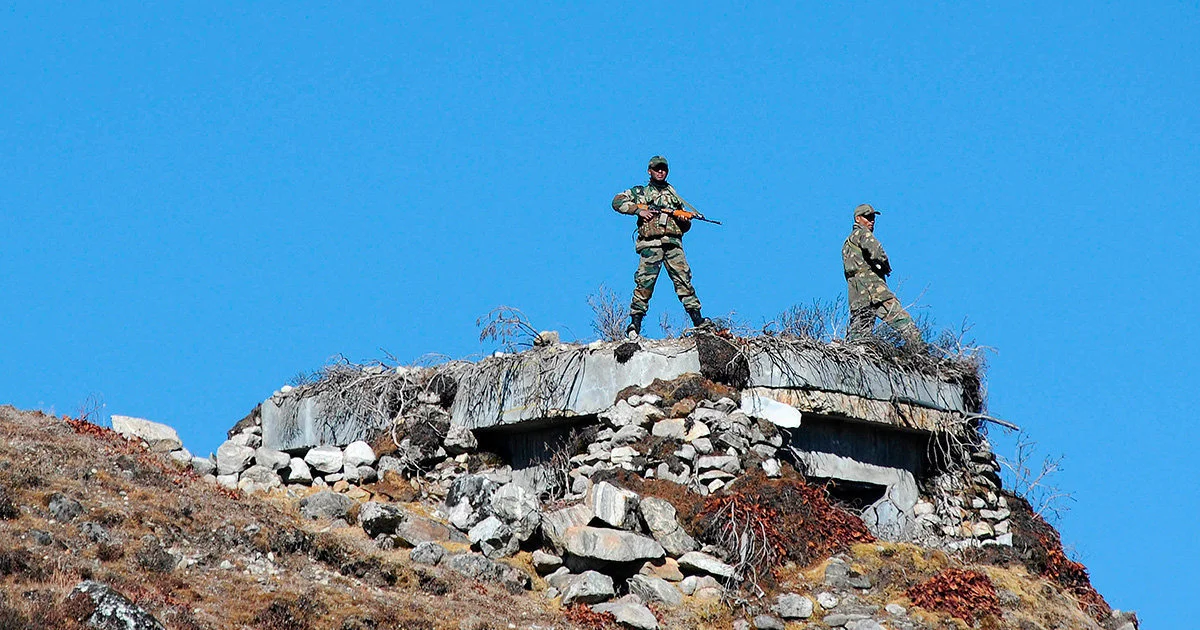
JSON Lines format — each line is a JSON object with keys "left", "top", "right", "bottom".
{"left": 626, "top": 314, "right": 644, "bottom": 339}
{"left": 686, "top": 308, "right": 711, "bottom": 329}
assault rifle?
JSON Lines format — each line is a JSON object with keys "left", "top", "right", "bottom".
{"left": 633, "top": 203, "right": 722, "bottom": 226}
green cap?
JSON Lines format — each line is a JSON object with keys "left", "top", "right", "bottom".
{"left": 648, "top": 155, "right": 669, "bottom": 171}
{"left": 854, "top": 203, "right": 879, "bottom": 218}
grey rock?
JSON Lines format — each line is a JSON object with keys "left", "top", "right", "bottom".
{"left": 111, "top": 415, "right": 182, "bottom": 453}
{"left": 691, "top": 437, "right": 714, "bottom": 454}
{"left": 588, "top": 481, "right": 640, "bottom": 530}
{"left": 823, "top": 613, "right": 869, "bottom": 627}
{"left": 298, "top": 491, "right": 354, "bottom": 521}
{"left": 541, "top": 503, "right": 592, "bottom": 554}
{"left": 228, "top": 432, "right": 261, "bottom": 448}
{"left": 532, "top": 550, "right": 563, "bottom": 575}
{"left": 376, "top": 454, "right": 405, "bottom": 475}
{"left": 395, "top": 513, "right": 470, "bottom": 547}
{"left": 356, "top": 466, "right": 378, "bottom": 484}
{"left": 342, "top": 463, "right": 361, "bottom": 483}
{"left": 49, "top": 493, "right": 83, "bottom": 522}
{"left": 446, "top": 474, "right": 498, "bottom": 530}
{"left": 254, "top": 447, "right": 290, "bottom": 471}
{"left": 67, "top": 580, "right": 165, "bottom": 629}
{"left": 358, "top": 501, "right": 406, "bottom": 538}
{"left": 816, "top": 591, "right": 840, "bottom": 609}
{"left": 591, "top": 600, "right": 658, "bottom": 629}
{"left": 490, "top": 483, "right": 541, "bottom": 542}
{"left": 444, "top": 553, "right": 531, "bottom": 593}
{"left": 285, "top": 457, "right": 312, "bottom": 484}
{"left": 753, "top": 615, "right": 785, "bottom": 630}
{"left": 79, "top": 521, "right": 111, "bottom": 544}
{"left": 409, "top": 541, "right": 446, "bottom": 566}
{"left": 189, "top": 456, "right": 216, "bottom": 477}
{"left": 304, "top": 446, "right": 344, "bottom": 474}
{"left": 772, "top": 593, "right": 814, "bottom": 619}
{"left": 468, "top": 515, "right": 517, "bottom": 558}
{"left": 679, "top": 575, "right": 721, "bottom": 595}
{"left": 695, "top": 455, "right": 741, "bottom": 474}
{"left": 761, "top": 458, "right": 782, "bottom": 477}
{"left": 342, "top": 440, "right": 376, "bottom": 467}
{"left": 885, "top": 603, "right": 906, "bottom": 616}
{"left": 627, "top": 574, "right": 682, "bottom": 606}
{"left": 443, "top": 424, "right": 478, "bottom": 454}
{"left": 638, "top": 497, "right": 697, "bottom": 556}
{"left": 562, "top": 526, "right": 665, "bottom": 564}
{"left": 677, "top": 551, "right": 735, "bottom": 579}
{"left": 216, "top": 442, "right": 255, "bottom": 476}
{"left": 544, "top": 566, "right": 574, "bottom": 591}
{"left": 844, "top": 620, "right": 886, "bottom": 630}
{"left": 651, "top": 419, "right": 686, "bottom": 440}
{"left": 31, "top": 530, "right": 53, "bottom": 546}
{"left": 824, "top": 558, "right": 870, "bottom": 589}
{"left": 237, "top": 465, "right": 281, "bottom": 493}
{"left": 613, "top": 424, "right": 649, "bottom": 445}
{"left": 562, "top": 570, "right": 615, "bottom": 605}
{"left": 323, "top": 473, "right": 344, "bottom": 483}
{"left": 216, "top": 474, "right": 238, "bottom": 489}
{"left": 167, "top": 449, "right": 192, "bottom": 466}
{"left": 733, "top": 621, "right": 750, "bottom": 630}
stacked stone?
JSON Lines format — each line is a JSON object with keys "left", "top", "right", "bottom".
{"left": 210, "top": 414, "right": 381, "bottom": 494}
{"left": 110, "top": 415, "right": 217, "bottom": 478}
{"left": 566, "top": 395, "right": 785, "bottom": 501}
{"left": 922, "top": 440, "right": 1014, "bottom": 551}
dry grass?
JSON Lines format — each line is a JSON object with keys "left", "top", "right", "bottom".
{"left": 0, "top": 405, "right": 568, "bottom": 630}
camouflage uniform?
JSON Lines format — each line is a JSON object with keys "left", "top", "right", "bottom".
{"left": 842, "top": 205, "right": 922, "bottom": 345}
{"left": 612, "top": 178, "right": 702, "bottom": 318}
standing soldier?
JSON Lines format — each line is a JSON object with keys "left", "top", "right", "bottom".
{"left": 612, "top": 156, "right": 709, "bottom": 338}
{"left": 842, "top": 203, "right": 924, "bottom": 348}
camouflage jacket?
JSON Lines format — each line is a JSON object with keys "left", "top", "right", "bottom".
{"left": 842, "top": 224, "right": 895, "bottom": 307}
{"left": 612, "top": 182, "right": 691, "bottom": 249}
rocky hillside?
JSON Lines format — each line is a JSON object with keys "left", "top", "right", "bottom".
{"left": 0, "top": 397, "right": 1136, "bottom": 630}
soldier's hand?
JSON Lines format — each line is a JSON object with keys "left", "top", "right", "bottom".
{"left": 637, "top": 208, "right": 656, "bottom": 220}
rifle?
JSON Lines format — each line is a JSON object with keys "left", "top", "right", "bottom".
{"left": 633, "top": 203, "right": 723, "bottom": 226}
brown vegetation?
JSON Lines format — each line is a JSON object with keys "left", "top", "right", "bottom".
{"left": 906, "top": 568, "right": 1001, "bottom": 622}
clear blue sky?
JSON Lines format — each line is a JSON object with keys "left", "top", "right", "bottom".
{"left": 2, "top": 2, "right": 1194, "bottom": 624}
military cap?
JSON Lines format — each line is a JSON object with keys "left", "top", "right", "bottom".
{"left": 854, "top": 203, "right": 880, "bottom": 218}
{"left": 648, "top": 156, "right": 669, "bottom": 171}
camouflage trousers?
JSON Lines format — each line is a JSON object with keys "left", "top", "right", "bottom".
{"left": 629, "top": 244, "right": 701, "bottom": 316}
{"left": 849, "top": 297, "right": 923, "bottom": 346}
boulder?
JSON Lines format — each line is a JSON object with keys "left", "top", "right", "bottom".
{"left": 443, "top": 424, "right": 478, "bottom": 454}
{"left": 627, "top": 574, "right": 683, "bottom": 606}
{"left": 355, "top": 465, "right": 378, "bottom": 484}
{"left": 562, "top": 526, "right": 664, "bottom": 564}
{"left": 638, "top": 497, "right": 698, "bottom": 556}
{"left": 358, "top": 501, "right": 406, "bottom": 538}
{"left": 468, "top": 516, "right": 517, "bottom": 558}
{"left": 816, "top": 592, "right": 840, "bottom": 609}
{"left": 304, "top": 446, "right": 344, "bottom": 474}
{"left": 254, "top": 447, "right": 290, "bottom": 471}
{"left": 696, "top": 455, "right": 741, "bottom": 474}
{"left": 167, "top": 448, "right": 192, "bottom": 466}
{"left": 111, "top": 415, "right": 183, "bottom": 453}
{"left": 67, "top": 580, "right": 165, "bottom": 629}
{"left": 639, "top": 557, "right": 684, "bottom": 582}
{"left": 48, "top": 493, "right": 83, "bottom": 522}
{"left": 680, "top": 575, "right": 722, "bottom": 595}
{"left": 541, "top": 503, "right": 593, "bottom": 553}
{"left": 446, "top": 474, "right": 498, "bottom": 531}
{"left": 216, "top": 442, "right": 255, "bottom": 476}
{"left": 444, "top": 553, "right": 531, "bottom": 593}
{"left": 216, "top": 474, "right": 238, "bottom": 489}
{"left": 612, "top": 424, "right": 649, "bottom": 445}
{"left": 490, "top": 483, "right": 541, "bottom": 542}
{"left": 190, "top": 456, "right": 216, "bottom": 477}
{"left": 343, "top": 441, "right": 377, "bottom": 468}
{"left": 588, "top": 482, "right": 640, "bottom": 530}
{"left": 532, "top": 550, "right": 563, "bottom": 575}
{"left": 772, "top": 593, "right": 814, "bottom": 619}
{"left": 299, "top": 491, "right": 354, "bottom": 521}
{"left": 753, "top": 615, "right": 785, "bottom": 630}
{"left": 561, "top": 571, "right": 615, "bottom": 606}
{"left": 591, "top": 600, "right": 658, "bottom": 630}
{"left": 651, "top": 419, "right": 686, "bottom": 440}
{"left": 237, "top": 465, "right": 281, "bottom": 493}
{"left": 395, "top": 513, "right": 469, "bottom": 547}
{"left": 285, "top": 457, "right": 313, "bottom": 485}
{"left": 409, "top": 542, "right": 446, "bottom": 566}
{"left": 678, "top": 551, "right": 735, "bottom": 579}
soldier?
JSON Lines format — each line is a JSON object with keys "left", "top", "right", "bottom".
{"left": 612, "top": 156, "right": 709, "bottom": 338}
{"left": 842, "top": 203, "right": 924, "bottom": 348}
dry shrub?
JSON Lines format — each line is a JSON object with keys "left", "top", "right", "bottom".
{"left": 254, "top": 592, "right": 326, "bottom": 630}
{"left": 709, "top": 471, "right": 875, "bottom": 567}
{"left": 906, "top": 569, "right": 1001, "bottom": 622}
{"left": 588, "top": 284, "right": 630, "bottom": 342}
{"left": 415, "top": 569, "right": 451, "bottom": 595}
{"left": 0, "top": 549, "right": 46, "bottom": 580}
{"left": 134, "top": 535, "right": 176, "bottom": 573}
{"left": 96, "top": 542, "right": 125, "bottom": 562}
{"left": 615, "top": 374, "right": 736, "bottom": 408}
{"left": 977, "top": 493, "right": 1111, "bottom": 622}
{"left": 563, "top": 603, "right": 618, "bottom": 629}
{"left": 696, "top": 493, "right": 786, "bottom": 587}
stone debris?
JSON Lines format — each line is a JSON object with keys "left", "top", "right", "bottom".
{"left": 111, "top": 415, "right": 183, "bottom": 453}
{"left": 591, "top": 597, "right": 659, "bottom": 630}
{"left": 67, "top": 580, "right": 165, "bottom": 630}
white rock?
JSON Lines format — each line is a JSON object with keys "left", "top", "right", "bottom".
{"left": 190, "top": 456, "right": 216, "bottom": 477}
{"left": 254, "top": 447, "right": 291, "bottom": 471}
{"left": 216, "top": 442, "right": 255, "bottom": 476}
{"left": 216, "top": 474, "right": 239, "bottom": 489}
{"left": 588, "top": 482, "right": 641, "bottom": 530}
{"left": 343, "top": 441, "right": 377, "bottom": 468}
{"left": 304, "top": 446, "right": 344, "bottom": 474}
{"left": 684, "top": 421, "right": 711, "bottom": 442}
{"left": 678, "top": 551, "right": 735, "bottom": 578}
{"left": 652, "top": 419, "right": 686, "bottom": 440}
{"left": 762, "top": 459, "right": 782, "bottom": 477}
{"left": 591, "top": 599, "right": 658, "bottom": 629}
{"left": 111, "top": 415, "right": 183, "bottom": 452}
{"left": 816, "top": 592, "right": 839, "bottom": 609}
{"left": 286, "top": 457, "right": 313, "bottom": 484}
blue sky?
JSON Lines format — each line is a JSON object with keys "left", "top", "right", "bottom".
{"left": 2, "top": 2, "right": 1195, "bottom": 624}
